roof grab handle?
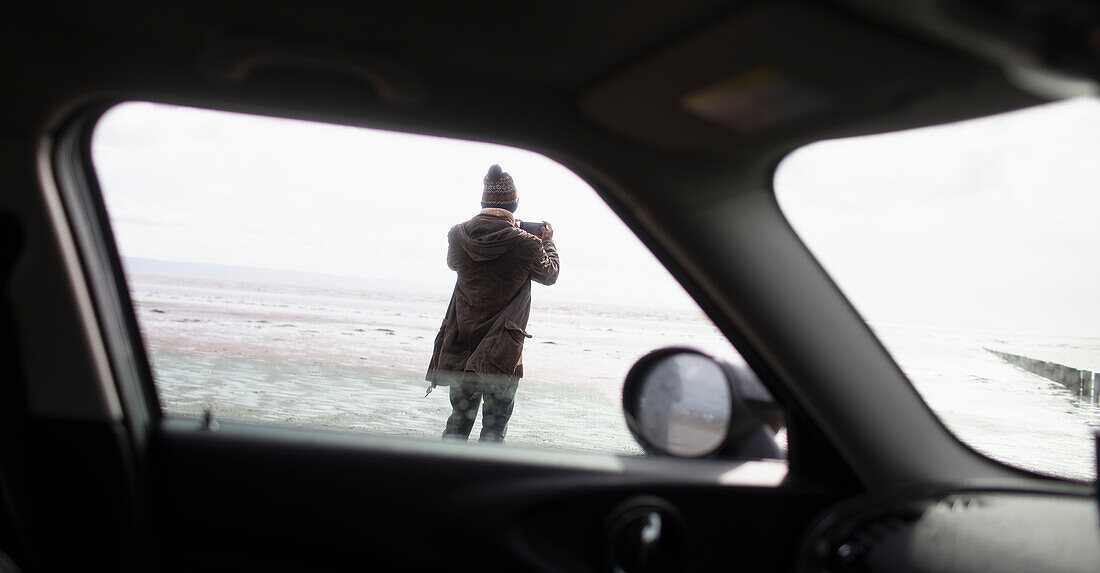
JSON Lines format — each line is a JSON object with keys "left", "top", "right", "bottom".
{"left": 200, "top": 39, "right": 425, "bottom": 106}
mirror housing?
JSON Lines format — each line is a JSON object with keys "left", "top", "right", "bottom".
{"left": 622, "top": 347, "right": 783, "bottom": 459}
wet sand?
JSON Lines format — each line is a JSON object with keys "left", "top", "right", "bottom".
{"left": 130, "top": 273, "right": 734, "bottom": 454}
{"left": 129, "top": 273, "right": 1100, "bottom": 479}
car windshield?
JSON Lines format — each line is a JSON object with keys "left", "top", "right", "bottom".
{"left": 775, "top": 96, "right": 1100, "bottom": 481}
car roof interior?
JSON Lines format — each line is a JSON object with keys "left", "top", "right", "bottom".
{"left": 2, "top": 0, "right": 1099, "bottom": 571}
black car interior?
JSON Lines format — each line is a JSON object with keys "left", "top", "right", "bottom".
{"left": 1, "top": 1, "right": 1099, "bottom": 571}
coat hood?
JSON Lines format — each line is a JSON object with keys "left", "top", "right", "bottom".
{"left": 454, "top": 211, "right": 526, "bottom": 262}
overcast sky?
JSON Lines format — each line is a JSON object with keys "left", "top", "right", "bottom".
{"left": 92, "top": 102, "right": 695, "bottom": 309}
{"left": 776, "top": 96, "right": 1100, "bottom": 338}
{"left": 93, "top": 97, "right": 1100, "bottom": 337}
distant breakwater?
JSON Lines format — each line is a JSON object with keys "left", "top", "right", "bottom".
{"left": 986, "top": 349, "right": 1099, "bottom": 403}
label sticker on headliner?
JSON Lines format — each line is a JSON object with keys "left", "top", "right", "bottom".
{"left": 682, "top": 67, "right": 833, "bottom": 136}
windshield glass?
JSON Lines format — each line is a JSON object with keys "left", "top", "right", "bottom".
{"left": 775, "top": 96, "right": 1100, "bottom": 481}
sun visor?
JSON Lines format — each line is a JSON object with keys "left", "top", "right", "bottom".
{"left": 579, "top": 3, "right": 990, "bottom": 150}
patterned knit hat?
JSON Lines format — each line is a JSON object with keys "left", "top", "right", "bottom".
{"left": 481, "top": 164, "right": 518, "bottom": 212}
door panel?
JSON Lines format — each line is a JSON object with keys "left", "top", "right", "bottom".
{"left": 152, "top": 419, "right": 838, "bottom": 572}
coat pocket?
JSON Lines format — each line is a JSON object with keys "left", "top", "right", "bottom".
{"left": 488, "top": 320, "right": 531, "bottom": 374}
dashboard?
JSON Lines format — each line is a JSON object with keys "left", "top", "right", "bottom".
{"left": 798, "top": 487, "right": 1100, "bottom": 573}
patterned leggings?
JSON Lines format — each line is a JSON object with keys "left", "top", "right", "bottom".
{"left": 443, "top": 375, "right": 520, "bottom": 442}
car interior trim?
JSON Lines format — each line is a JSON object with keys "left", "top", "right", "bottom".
{"left": 26, "top": 136, "right": 121, "bottom": 421}
{"left": 717, "top": 460, "right": 789, "bottom": 487}
{"left": 50, "top": 108, "right": 161, "bottom": 442}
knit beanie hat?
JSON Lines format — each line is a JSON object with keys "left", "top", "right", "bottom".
{"left": 481, "top": 164, "right": 518, "bottom": 212}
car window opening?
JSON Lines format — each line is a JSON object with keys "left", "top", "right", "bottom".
{"left": 91, "top": 101, "right": 785, "bottom": 460}
{"left": 775, "top": 95, "right": 1100, "bottom": 481}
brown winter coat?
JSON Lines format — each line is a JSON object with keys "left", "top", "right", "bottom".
{"left": 426, "top": 208, "right": 559, "bottom": 387}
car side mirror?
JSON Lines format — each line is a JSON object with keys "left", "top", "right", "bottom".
{"left": 622, "top": 347, "right": 783, "bottom": 459}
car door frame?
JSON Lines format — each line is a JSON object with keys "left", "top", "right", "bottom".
{"left": 33, "top": 99, "right": 876, "bottom": 572}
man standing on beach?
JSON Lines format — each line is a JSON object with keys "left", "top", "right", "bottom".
{"left": 426, "top": 164, "right": 559, "bottom": 442}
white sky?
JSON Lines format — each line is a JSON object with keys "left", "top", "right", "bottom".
{"left": 92, "top": 98, "right": 1100, "bottom": 338}
{"left": 776, "top": 96, "right": 1100, "bottom": 338}
{"left": 91, "top": 102, "right": 696, "bottom": 309}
